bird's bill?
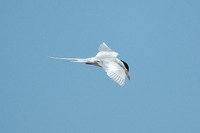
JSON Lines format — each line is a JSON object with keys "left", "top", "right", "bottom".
{"left": 126, "top": 71, "right": 130, "bottom": 80}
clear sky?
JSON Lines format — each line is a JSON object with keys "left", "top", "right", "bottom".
{"left": 1, "top": 0, "right": 200, "bottom": 133}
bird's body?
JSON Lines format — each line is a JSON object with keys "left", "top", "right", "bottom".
{"left": 50, "top": 42, "right": 130, "bottom": 86}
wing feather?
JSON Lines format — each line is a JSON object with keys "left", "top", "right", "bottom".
{"left": 96, "top": 42, "right": 118, "bottom": 57}
{"left": 102, "top": 62, "right": 126, "bottom": 86}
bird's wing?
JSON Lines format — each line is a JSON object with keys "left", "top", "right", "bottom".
{"left": 96, "top": 42, "right": 119, "bottom": 57}
{"left": 99, "top": 42, "right": 114, "bottom": 52}
{"left": 102, "top": 61, "right": 126, "bottom": 86}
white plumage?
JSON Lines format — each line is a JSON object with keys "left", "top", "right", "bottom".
{"left": 50, "top": 42, "right": 130, "bottom": 86}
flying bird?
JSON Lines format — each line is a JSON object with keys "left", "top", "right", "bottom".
{"left": 50, "top": 42, "right": 130, "bottom": 86}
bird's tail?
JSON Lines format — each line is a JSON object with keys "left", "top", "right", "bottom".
{"left": 49, "top": 56, "right": 89, "bottom": 63}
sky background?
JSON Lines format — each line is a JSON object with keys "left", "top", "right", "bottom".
{"left": 1, "top": 0, "right": 200, "bottom": 133}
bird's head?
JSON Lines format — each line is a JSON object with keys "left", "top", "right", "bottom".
{"left": 120, "top": 60, "right": 130, "bottom": 80}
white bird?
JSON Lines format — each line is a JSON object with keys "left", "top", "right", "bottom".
{"left": 50, "top": 42, "right": 130, "bottom": 86}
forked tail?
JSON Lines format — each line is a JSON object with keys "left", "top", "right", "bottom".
{"left": 49, "top": 56, "right": 89, "bottom": 63}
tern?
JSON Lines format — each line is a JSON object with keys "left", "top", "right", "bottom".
{"left": 50, "top": 42, "right": 130, "bottom": 86}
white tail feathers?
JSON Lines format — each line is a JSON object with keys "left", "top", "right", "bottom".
{"left": 49, "top": 56, "right": 89, "bottom": 63}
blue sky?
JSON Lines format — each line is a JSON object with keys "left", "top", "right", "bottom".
{"left": 1, "top": 0, "right": 200, "bottom": 133}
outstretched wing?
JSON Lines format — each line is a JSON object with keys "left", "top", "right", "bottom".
{"left": 96, "top": 42, "right": 119, "bottom": 57}
{"left": 99, "top": 42, "right": 114, "bottom": 52}
{"left": 102, "top": 61, "right": 126, "bottom": 86}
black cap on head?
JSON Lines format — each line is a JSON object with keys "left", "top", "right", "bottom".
{"left": 120, "top": 60, "right": 129, "bottom": 72}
